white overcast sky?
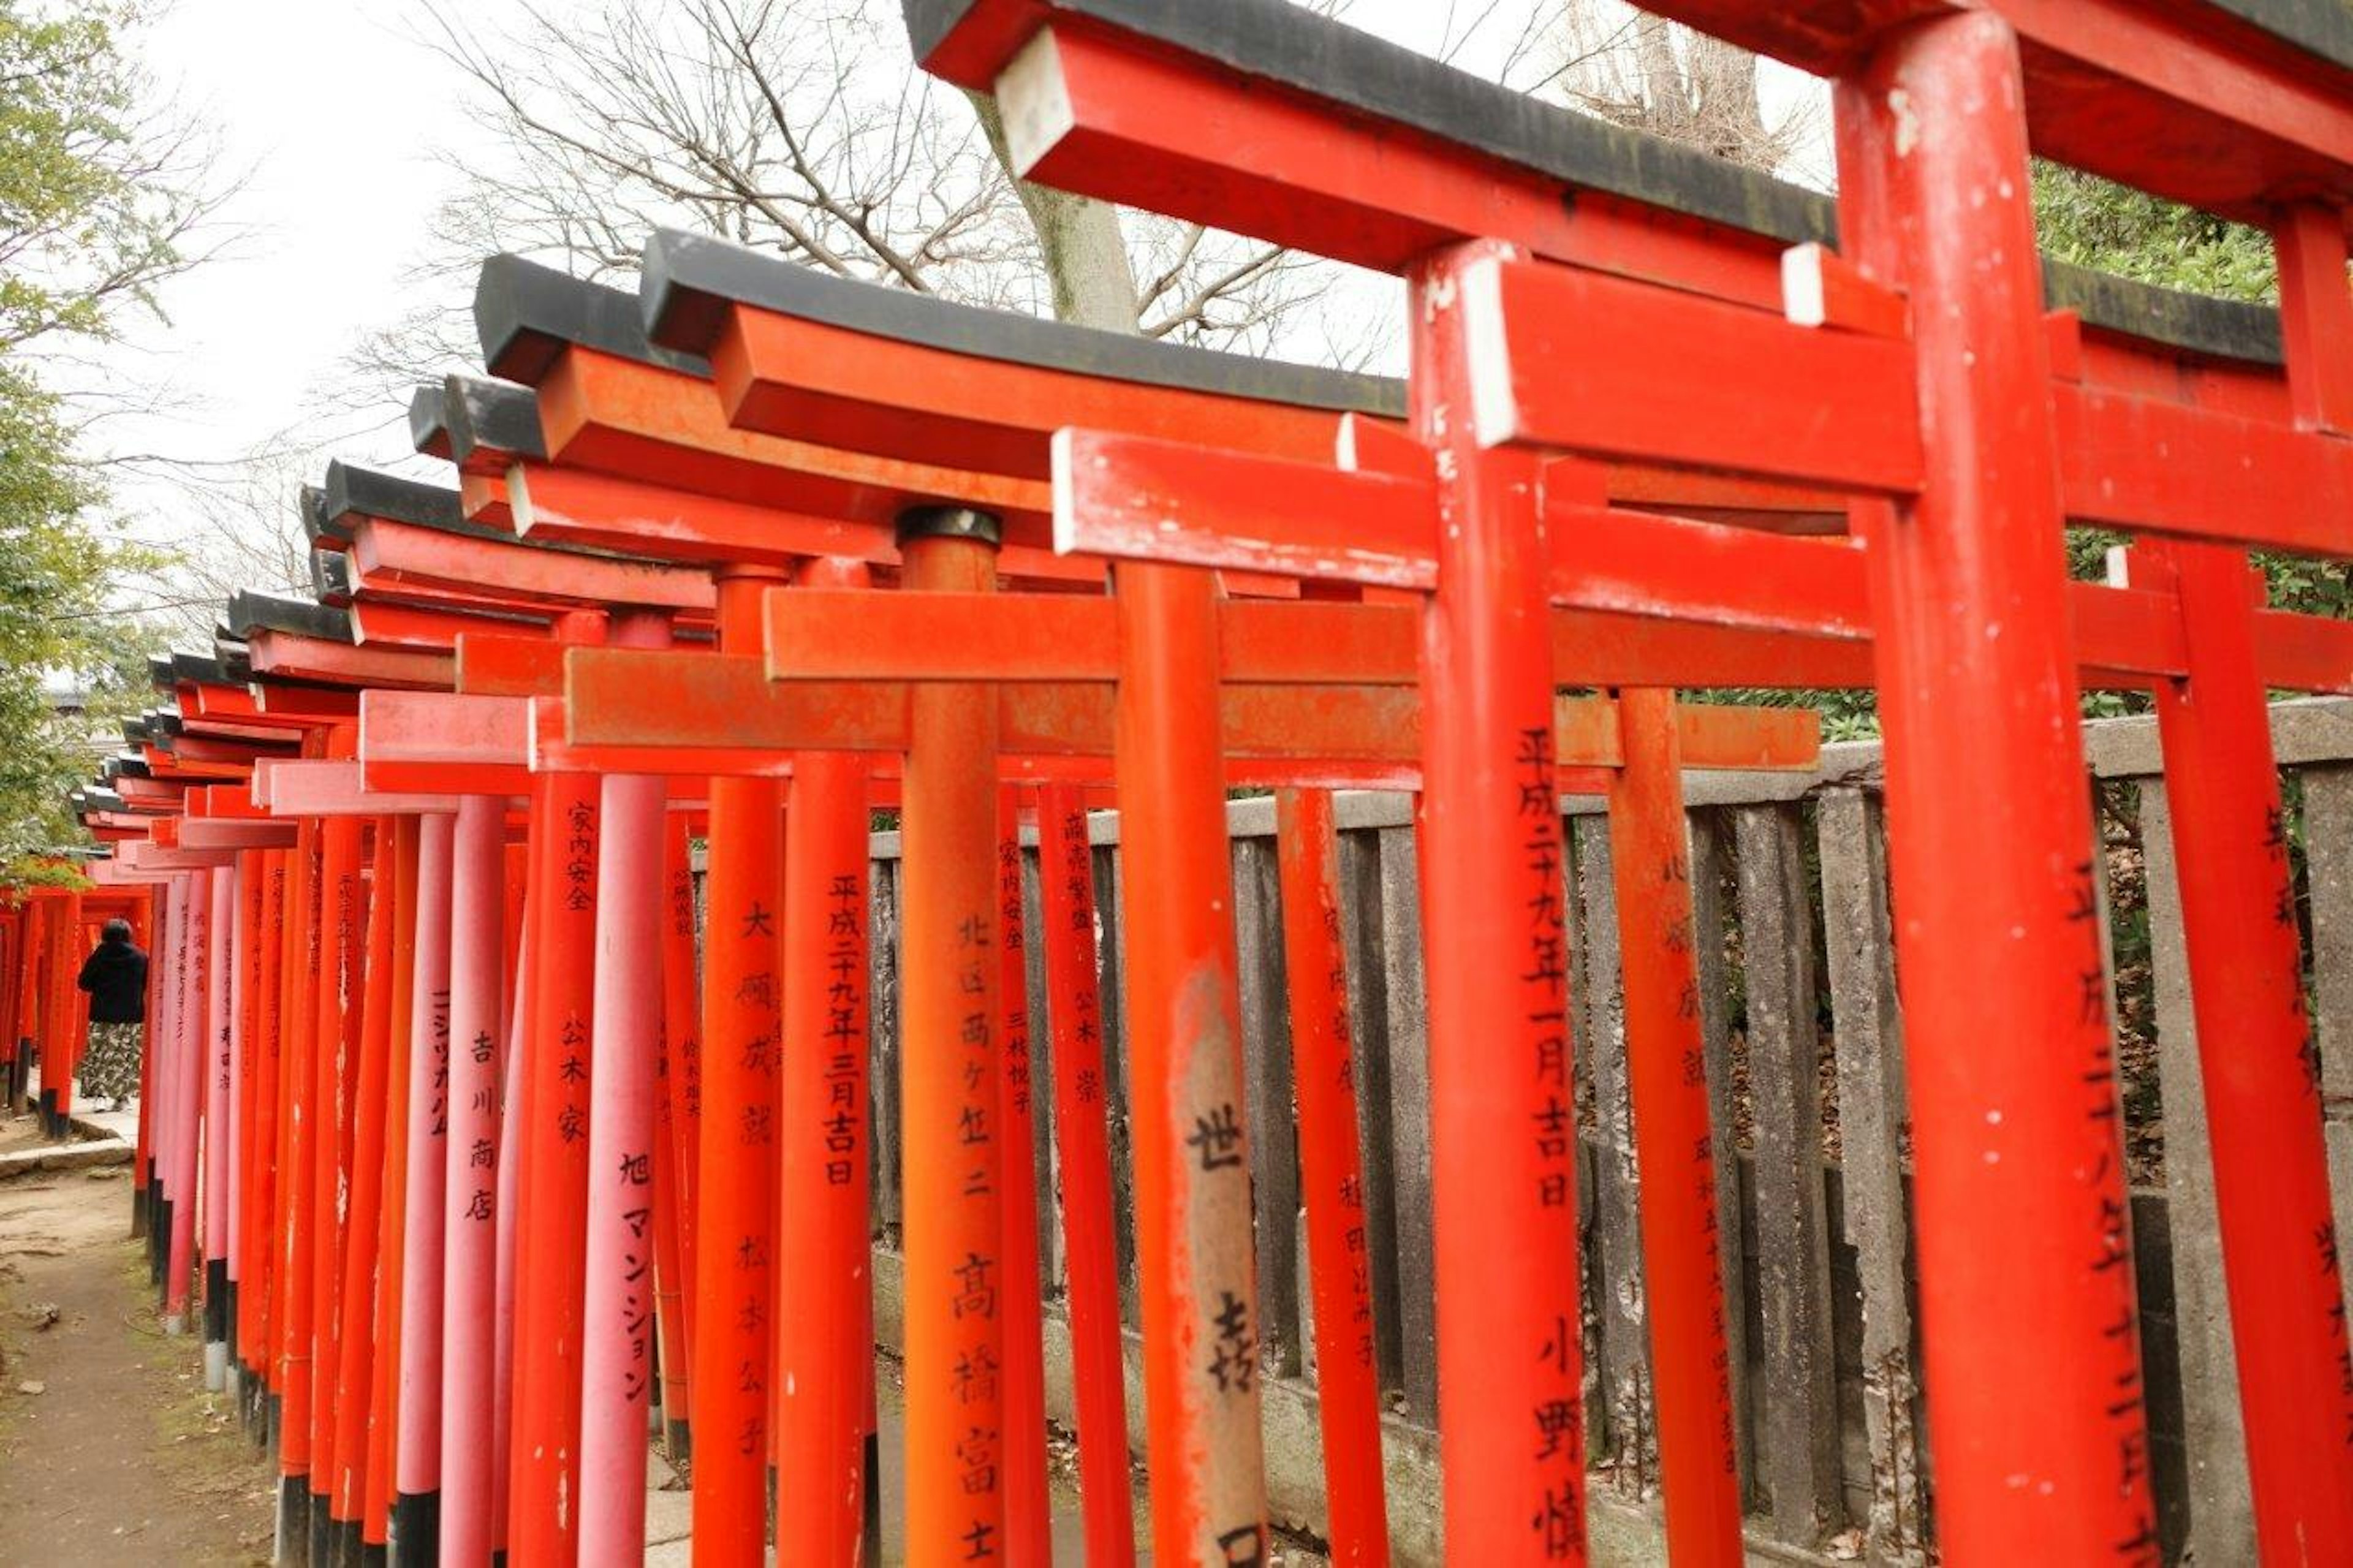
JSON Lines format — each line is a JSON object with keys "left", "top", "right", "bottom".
{"left": 91, "top": 0, "right": 1825, "bottom": 596}
{"left": 102, "top": 0, "right": 499, "bottom": 482}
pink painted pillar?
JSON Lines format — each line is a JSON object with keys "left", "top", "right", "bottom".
{"left": 150, "top": 877, "right": 184, "bottom": 1290}
{"left": 165, "top": 869, "right": 208, "bottom": 1332}
{"left": 203, "top": 865, "right": 235, "bottom": 1386}
{"left": 225, "top": 858, "right": 249, "bottom": 1374}
{"left": 440, "top": 794, "right": 509, "bottom": 1564}
{"left": 578, "top": 609, "right": 672, "bottom": 1560}
{"left": 395, "top": 812, "right": 456, "bottom": 1551}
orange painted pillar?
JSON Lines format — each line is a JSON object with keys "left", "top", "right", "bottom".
{"left": 1034, "top": 784, "right": 1134, "bottom": 1566}
{"left": 1274, "top": 788, "right": 1390, "bottom": 1566}
{"left": 508, "top": 765, "right": 602, "bottom": 1568}
{"left": 242, "top": 853, "right": 287, "bottom": 1440}
{"left": 1605, "top": 691, "right": 1741, "bottom": 1562}
{"left": 276, "top": 816, "right": 322, "bottom": 1553}
{"left": 366, "top": 816, "right": 420, "bottom": 1555}
{"left": 995, "top": 786, "right": 1051, "bottom": 1562}
{"left": 689, "top": 564, "right": 789, "bottom": 1559}
{"left": 329, "top": 822, "right": 400, "bottom": 1561}
{"left": 311, "top": 809, "right": 366, "bottom": 1562}
{"left": 896, "top": 508, "right": 1009, "bottom": 1567}
{"left": 775, "top": 556, "right": 876, "bottom": 1567}
{"left": 227, "top": 851, "right": 265, "bottom": 1403}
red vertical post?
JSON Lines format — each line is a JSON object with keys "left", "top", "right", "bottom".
{"left": 509, "top": 763, "right": 602, "bottom": 1567}
{"left": 312, "top": 808, "right": 365, "bottom": 1562}
{"left": 2135, "top": 539, "right": 2353, "bottom": 1551}
{"left": 579, "top": 608, "right": 675, "bottom": 1561}
{"left": 659, "top": 809, "right": 702, "bottom": 1444}
{"left": 1113, "top": 556, "right": 1267, "bottom": 1563}
{"left": 775, "top": 555, "right": 875, "bottom": 1568}
{"left": 53, "top": 887, "right": 85, "bottom": 1131}
{"left": 330, "top": 822, "right": 400, "bottom": 1558}
{"left": 1605, "top": 689, "right": 1741, "bottom": 1562}
{"left": 1273, "top": 787, "right": 1390, "bottom": 1567}
{"left": 440, "top": 792, "right": 509, "bottom": 1564}
{"left": 394, "top": 811, "right": 455, "bottom": 1554}
{"left": 0, "top": 910, "right": 11, "bottom": 1112}
{"left": 367, "top": 816, "right": 420, "bottom": 1556}
{"left": 1412, "top": 239, "right": 1586, "bottom": 1562}
{"left": 1836, "top": 15, "right": 2156, "bottom": 1559}
{"left": 1034, "top": 783, "right": 1134, "bottom": 1567}
{"left": 897, "top": 507, "right": 1010, "bottom": 1567}
{"left": 996, "top": 784, "right": 1051, "bottom": 1564}
{"left": 15, "top": 903, "right": 44, "bottom": 1126}
{"left": 691, "top": 564, "right": 789, "bottom": 1559}
{"left": 31, "top": 900, "right": 57, "bottom": 1134}
{"left": 278, "top": 819, "right": 322, "bottom": 1555}
{"left": 493, "top": 873, "right": 534, "bottom": 1566}
{"left": 243, "top": 855, "right": 287, "bottom": 1430}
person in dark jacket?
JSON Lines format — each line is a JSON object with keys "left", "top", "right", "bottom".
{"left": 76, "top": 918, "right": 147, "bottom": 1110}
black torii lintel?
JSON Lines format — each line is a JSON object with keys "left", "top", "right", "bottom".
{"left": 638, "top": 226, "right": 1406, "bottom": 415}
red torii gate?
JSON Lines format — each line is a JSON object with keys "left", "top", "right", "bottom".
{"left": 907, "top": 1, "right": 2353, "bottom": 1562}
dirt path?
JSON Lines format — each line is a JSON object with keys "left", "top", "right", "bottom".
{"left": 0, "top": 1118, "right": 271, "bottom": 1566}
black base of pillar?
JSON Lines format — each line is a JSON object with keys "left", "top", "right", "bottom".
{"left": 309, "top": 1492, "right": 334, "bottom": 1568}
{"left": 265, "top": 1391, "right": 282, "bottom": 1458}
{"left": 390, "top": 1491, "right": 439, "bottom": 1566}
{"left": 360, "top": 1541, "right": 388, "bottom": 1568}
{"left": 204, "top": 1259, "right": 228, "bottom": 1343}
{"left": 863, "top": 1428, "right": 883, "bottom": 1556}
{"left": 335, "top": 1522, "right": 372, "bottom": 1568}
{"left": 277, "top": 1474, "right": 311, "bottom": 1566}
{"left": 664, "top": 1415, "right": 691, "bottom": 1463}
{"left": 129, "top": 1179, "right": 149, "bottom": 1238}
{"left": 37, "top": 1086, "right": 56, "bottom": 1138}
{"left": 224, "top": 1280, "right": 238, "bottom": 1363}
{"left": 150, "top": 1195, "right": 169, "bottom": 1286}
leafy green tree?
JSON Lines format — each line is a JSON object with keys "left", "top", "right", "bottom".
{"left": 0, "top": 2, "right": 203, "bottom": 884}
{"left": 2033, "top": 163, "right": 2277, "bottom": 304}
{"left": 2037, "top": 161, "right": 2352, "bottom": 707}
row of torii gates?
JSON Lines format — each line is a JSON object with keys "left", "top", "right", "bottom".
{"left": 23, "top": 0, "right": 2353, "bottom": 1562}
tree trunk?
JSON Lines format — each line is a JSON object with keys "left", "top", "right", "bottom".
{"left": 966, "top": 90, "right": 1140, "bottom": 333}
